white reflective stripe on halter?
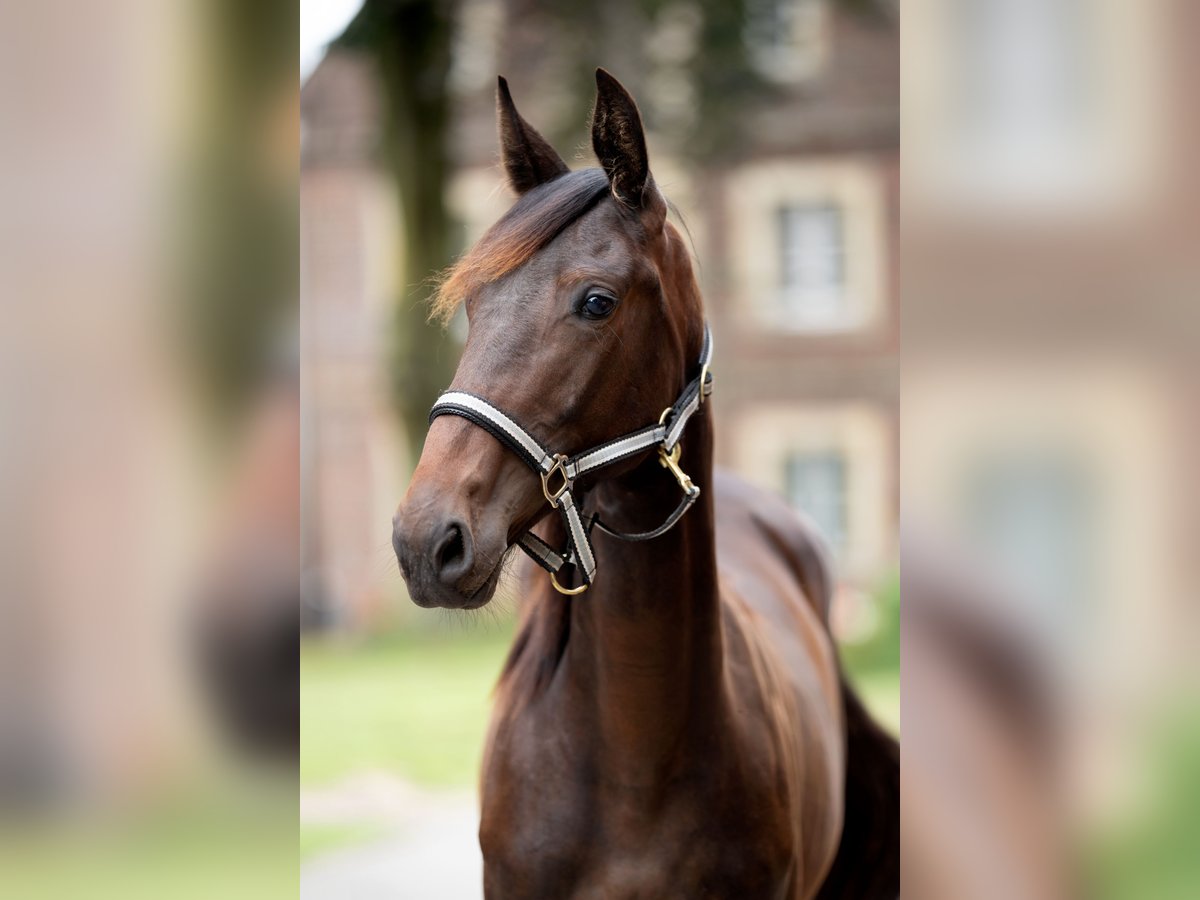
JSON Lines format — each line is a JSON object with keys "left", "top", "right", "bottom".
{"left": 429, "top": 391, "right": 555, "bottom": 473}
{"left": 557, "top": 492, "right": 596, "bottom": 582}
{"left": 566, "top": 424, "right": 663, "bottom": 480}
{"left": 517, "top": 530, "right": 567, "bottom": 573}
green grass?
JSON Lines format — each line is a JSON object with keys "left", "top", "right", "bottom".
{"left": 301, "top": 577, "right": 901, "bottom": 791}
{"left": 301, "top": 621, "right": 516, "bottom": 789}
{"left": 0, "top": 790, "right": 298, "bottom": 899}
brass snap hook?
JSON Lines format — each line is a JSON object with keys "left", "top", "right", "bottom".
{"left": 658, "top": 442, "right": 695, "bottom": 494}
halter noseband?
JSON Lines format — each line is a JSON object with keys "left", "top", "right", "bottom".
{"left": 429, "top": 324, "right": 714, "bottom": 595}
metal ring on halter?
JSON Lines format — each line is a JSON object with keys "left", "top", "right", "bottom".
{"left": 541, "top": 454, "right": 571, "bottom": 508}
{"left": 698, "top": 362, "right": 710, "bottom": 405}
{"left": 550, "top": 571, "right": 589, "bottom": 595}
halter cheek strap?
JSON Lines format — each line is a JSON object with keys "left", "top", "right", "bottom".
{"left": 429, "top": 324, "right": 714, "bottom": 594}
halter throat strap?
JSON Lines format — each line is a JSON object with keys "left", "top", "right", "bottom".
{"left": 428, "top": 324, "right": 714, "bottom": 593}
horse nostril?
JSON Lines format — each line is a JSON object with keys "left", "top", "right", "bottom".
{"left": 437, "top": 526, "right": 462, "bottom": 569}
{"left": 433, "top": 521, "right": 472, "bottom": 585}
{"left": 392, "top": 527, "right": 406, "bottom": 572}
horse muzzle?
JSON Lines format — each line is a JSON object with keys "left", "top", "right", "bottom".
{"left": 392, "top": 493, "right": 503, "bottom": 610}
{"left": 392, "top": 419, "right": 542, "bottom": 610}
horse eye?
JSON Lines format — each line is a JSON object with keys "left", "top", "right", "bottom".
{"left": 581, "top": 294, "right": 616, "bottom": 319}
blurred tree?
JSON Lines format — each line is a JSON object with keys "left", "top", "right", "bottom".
{"left": 539, "top": 0, "right": 891, "bottom": 163}
{"left": 538, "top": 0, "right": 768, "bottom": 163}
{"left": 183, "top": 0, "right": 297, "bottom": 428}
{"left": 336, "top": 0, "right": 462, "bottom": 464}
{"left": 686, "top": 0, "right": 775, "bottom": 161}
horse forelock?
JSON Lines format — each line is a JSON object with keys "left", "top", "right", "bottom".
{"left": 431, "top": 168, "right": 610, "bottom": 324}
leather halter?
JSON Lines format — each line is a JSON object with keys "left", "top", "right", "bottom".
{"left": 429, "top": 325, "right": 714, "bottom": 594}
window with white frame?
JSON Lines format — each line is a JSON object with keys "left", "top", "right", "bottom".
{"left": 964, "top": 451, "right": 1094, "bottom": 615}
{"left": 777, "top": 202, "right": 847, "bottom": 325}
{"left": 731, "top": 403, "right": 891, "bottom": 578}
{"left": 726, "top": 160, "right": 884, "bottom": 334}
{"left": 786, "top": 450, "right": 849, "bottom": 558}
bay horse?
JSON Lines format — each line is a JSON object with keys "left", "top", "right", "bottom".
{"left": 392, "top": 70, "right": 898, "bottom": 899}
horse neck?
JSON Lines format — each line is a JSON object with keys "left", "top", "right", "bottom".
{"left": 559, "top": 405, "right": 723, "bottom": 782}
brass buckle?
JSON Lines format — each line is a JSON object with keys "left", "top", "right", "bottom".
{"left": 698, "top": 362, "right": 710, "bottom": 405}
{"left": 658, "top": 442, "right": 695, "bottom": 494}
{"left": 550, "top": 571, "right": 589, "bottom": 595}
{"left": 540, "top": 454, "right": 571, "bottom": 508}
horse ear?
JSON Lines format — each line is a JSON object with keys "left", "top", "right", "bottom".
{"left": 590, "top": 68, "right": 664, "bottom": 222}
{"left": 497, "top": 76, "right": 569, "bottom": 195}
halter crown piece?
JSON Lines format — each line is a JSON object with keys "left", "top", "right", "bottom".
{"left": 429, "top": 325, "right": 714, "bottom": 595}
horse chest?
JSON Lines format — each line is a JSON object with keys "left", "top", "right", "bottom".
{"left": 480, "top": 734, "right": 796, "bottom": 899}
{"left": 483, "top": 804, "right": 793, "bottom": 899}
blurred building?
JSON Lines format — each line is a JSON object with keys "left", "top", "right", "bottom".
{"left": 902, "top": 0, "right": 1193, "bottom": 699}
{"left": 301, "top": 53, "right": 407, "bottom": 627}
{"left": 900, "top": 6, "right": 1199, "bottom": 890}
{"left": 301, "top": 1, "right": 899, "bottom": 628}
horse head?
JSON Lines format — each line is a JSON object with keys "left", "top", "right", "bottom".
{"left": 392, "top": 70, "right": 703, "bottom": 609}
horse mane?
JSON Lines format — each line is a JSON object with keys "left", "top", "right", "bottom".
{"left": 431, "top": 168, "right": 610, "bottom": 324}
